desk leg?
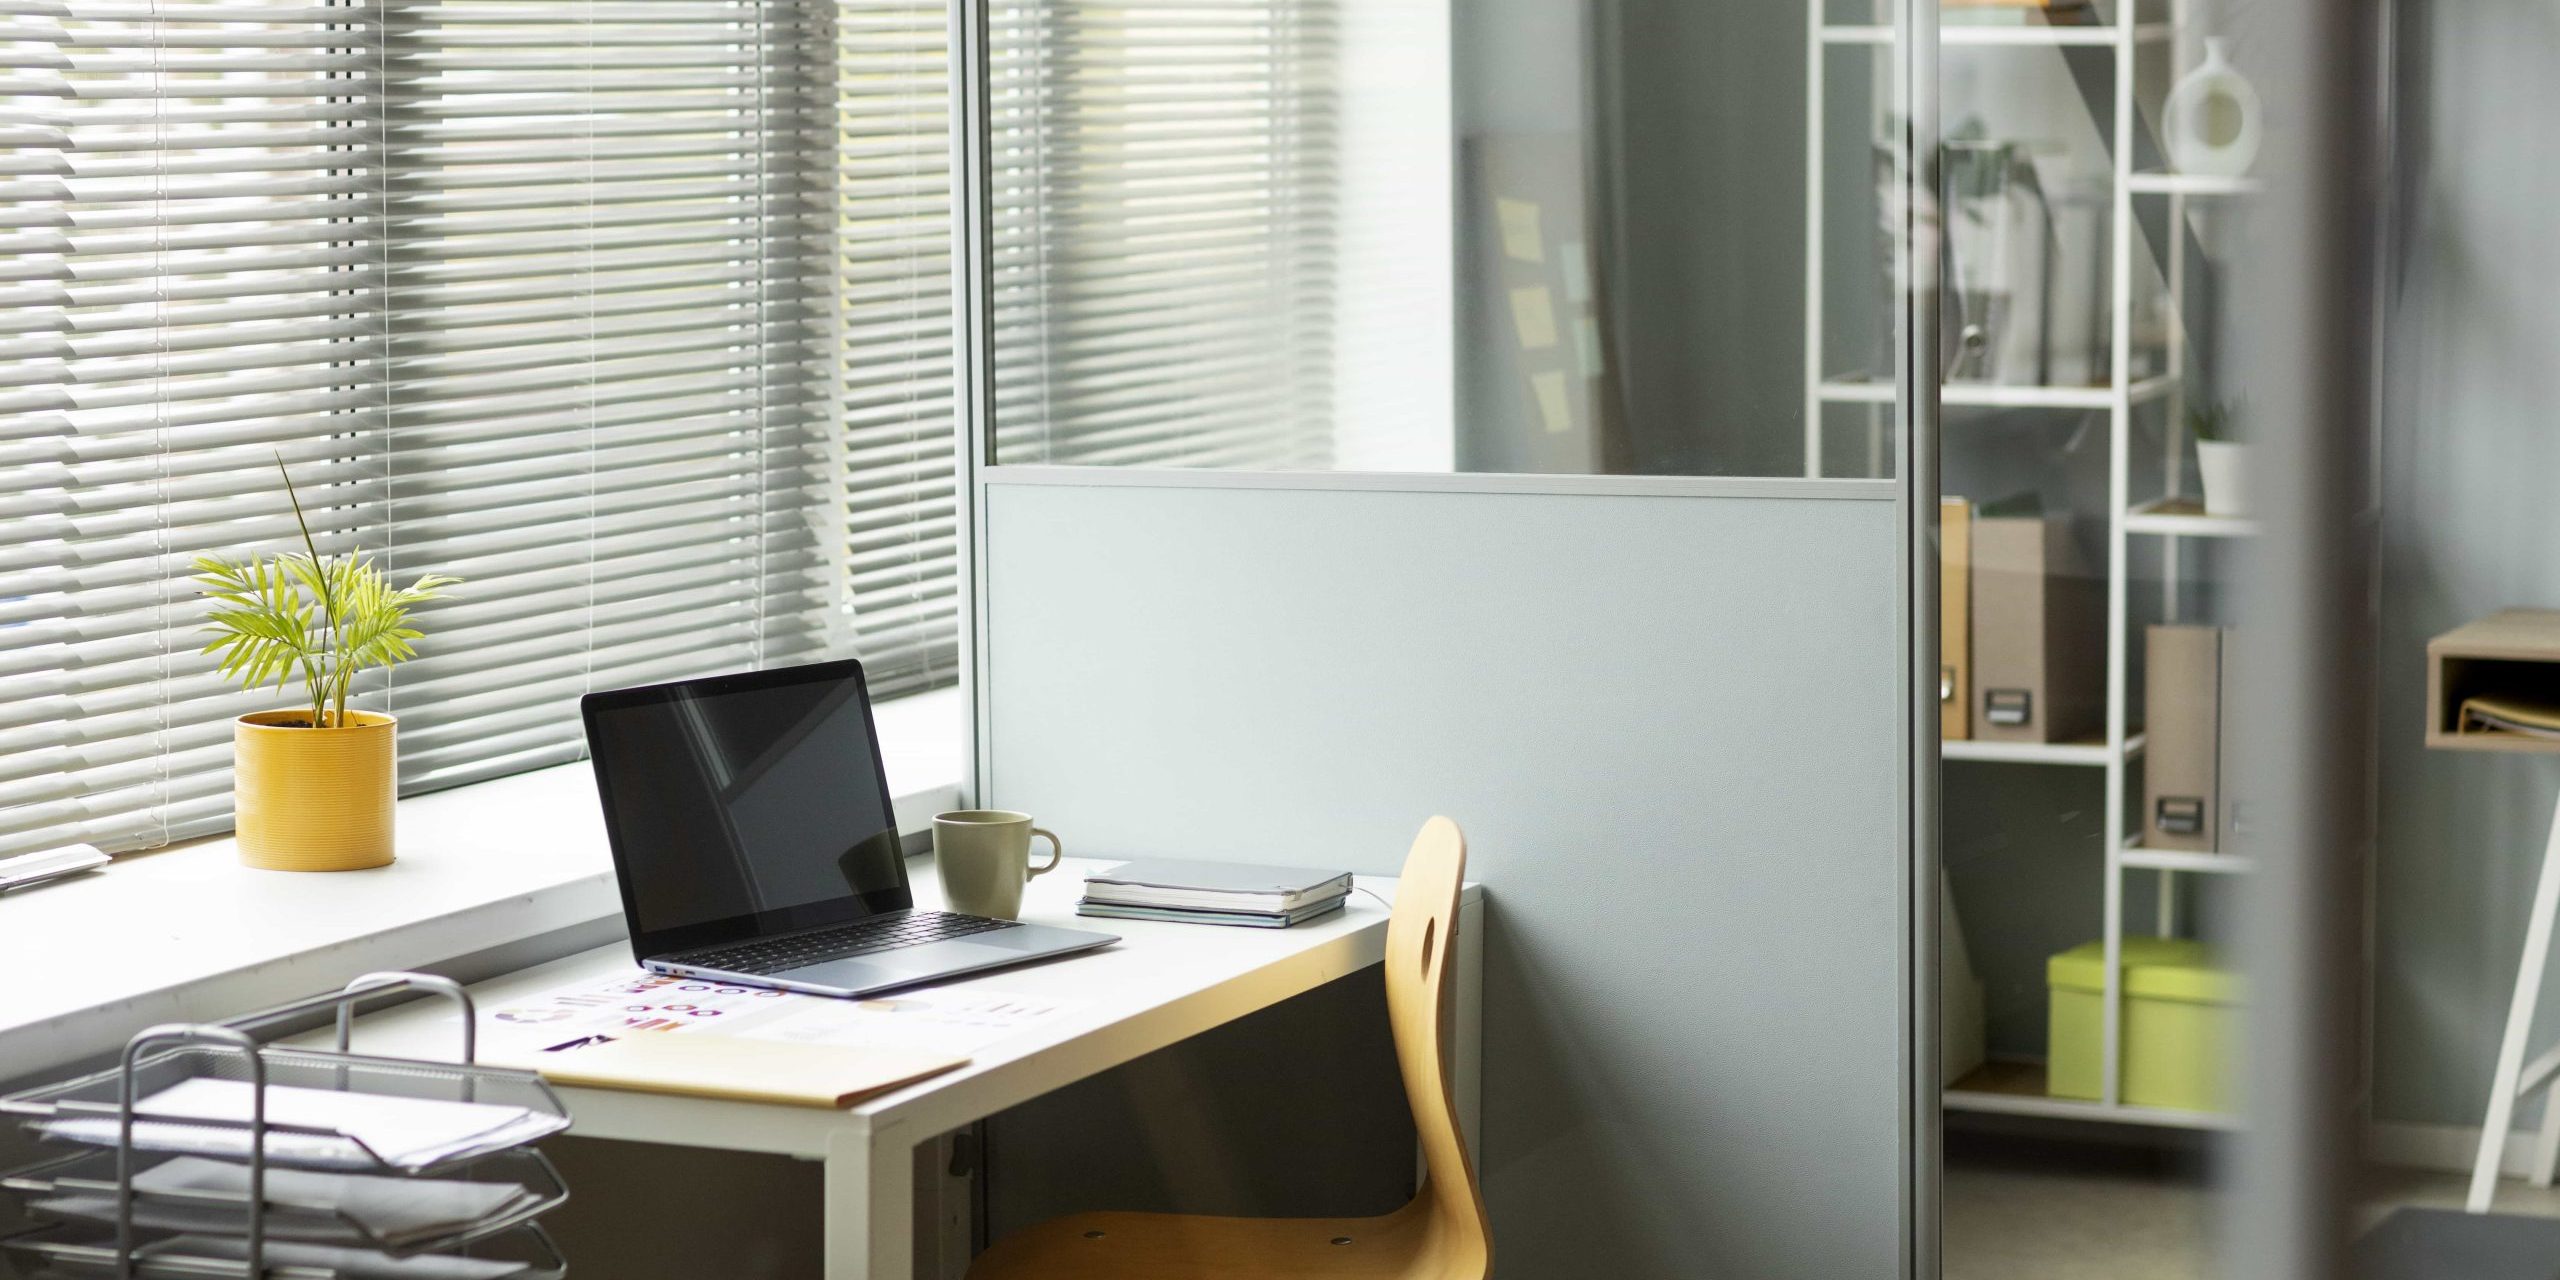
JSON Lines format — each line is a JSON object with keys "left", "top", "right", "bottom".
{"left": 825, "top": 1125, "right": 918, "bottom": 1280}
{"left": 2470, "top": 790, "right": 2560, "bottom": 1213}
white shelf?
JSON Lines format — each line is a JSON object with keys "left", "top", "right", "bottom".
{"left": 1820, "top": 374, "right": 2174, "bottom": 410}
{"left": 1944, "top": 1086, "right": 2240, "bottom": 1131}
{"left": 2128, "top": 170, "right": 2263, "bottom": 197}
{"left": 1823, "top": 22, "right": 2169, "bottom": 47}
{"left": 1810, "top": 0, "right": 2234, "bottom": 1138}
{"left": 1943, "top": 733, "right": 2143, "bottom": 767}
{"left": 2126, "top": 498, "right": 2260, "bottom": 538}
{"left": 2121, "top": 843, "right": 2254, "bottom": 875}
{"left": 1943, "top": 1062, "right": 2240, "bottom": 1131}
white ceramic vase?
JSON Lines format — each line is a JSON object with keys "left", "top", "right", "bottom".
{"left": 2163, "top": 38, "right": 2263, "bottom": 179}
{"left": 2197, "top": 440, "right": 2250, "bottom": 518}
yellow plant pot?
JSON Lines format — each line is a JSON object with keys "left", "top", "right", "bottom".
{"left": 233, "top": 710, "right": 396, "bottom": 872}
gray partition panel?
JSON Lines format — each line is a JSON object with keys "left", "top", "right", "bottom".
{"left": 983, "top": 475, "right": 1906, "bottom": 1280}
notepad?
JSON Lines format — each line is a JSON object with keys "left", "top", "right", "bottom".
{"left": 534, "top": 1034, "right": 965, "bottom": 1108}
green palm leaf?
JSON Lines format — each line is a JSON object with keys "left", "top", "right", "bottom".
{"left": 194, "top": 459, "right": 462, "bottom": 727}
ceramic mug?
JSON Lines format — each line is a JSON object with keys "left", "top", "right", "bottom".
{"left": 933, "top": 810, "right": 1062, "bottom": 920}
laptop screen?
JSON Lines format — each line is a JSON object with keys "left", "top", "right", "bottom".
{"left": 583, "top": 660, "right": 910, "bottom": 957}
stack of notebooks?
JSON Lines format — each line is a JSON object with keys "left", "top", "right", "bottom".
{"left": 1078, "top": 859, "right": 1352, "bottom": 929}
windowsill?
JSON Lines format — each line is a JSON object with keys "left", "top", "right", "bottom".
{"left": 0, "top": 688, "right": 966, "bottom": 1088}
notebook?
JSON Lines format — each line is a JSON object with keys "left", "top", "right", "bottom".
{"left": 534, "top": 1034, "right": 965, "bottom": 1108}
{"left": 2462, "top": 694, "right": 2560, "bottom": 742}
{"left": 1082, "top": 859, "right": 1352, "bottom": 913}
{"left": 1075, "top": 898, "right": 1349, "bottom": 930}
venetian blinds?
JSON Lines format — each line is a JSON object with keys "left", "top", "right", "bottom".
{"left": 0, "top": 0, "right": 960, "bottom": 856}
{"left": 985, "top": 0, "right": 1338, "bottom": 468}
{"left": 837, "top": 0, "right": 956, "bottom": 696}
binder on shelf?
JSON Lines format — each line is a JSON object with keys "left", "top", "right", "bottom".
{"left": 2145, "top": 624, "right": 2226, "bottom": 852}
{"left": 1970, "top": 513, "right": 2103, "bottom": 744}
{"left": 1942, "top": 497, "right": 1974, "bottom": 741}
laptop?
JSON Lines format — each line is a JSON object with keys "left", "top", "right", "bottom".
{"left": 581, "top": 659, "right": 1118, "bottom": 998}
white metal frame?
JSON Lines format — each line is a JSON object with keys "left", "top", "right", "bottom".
{"left": 2468, "top": 792, "right": 2560, "bottom": 1212}
{"left": 1807, "top": 0, "right": 2254, "bottom": 1131}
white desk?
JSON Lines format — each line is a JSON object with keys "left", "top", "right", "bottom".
{"left": 321, "top": 855, "right": 1484, "bottom": 1280}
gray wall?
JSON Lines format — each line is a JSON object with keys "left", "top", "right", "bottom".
{"left": 980, "top": 474, "right": 1907, "bottom": 1278}
{"left": 2371, "top": 0, "right": 2560, "bottom": 1133}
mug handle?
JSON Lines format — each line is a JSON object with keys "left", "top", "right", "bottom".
{"left": 1026, "top": 828, "right": 1063, "bottom": 879}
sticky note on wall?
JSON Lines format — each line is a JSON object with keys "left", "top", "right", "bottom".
{"left": 1576, "top": 317, "right": 1604, "bottom": 379}
{"left": 1509, "top": 286, "right": 1558, "bottom": 350}
{"left": 1496, "top": 197, "right": 1545, "bottom": 263}
{"left": 1531, "top": 370, "right": 1572, "bottom": 434}
{"left": 1560, "top": 241, "right": 1592, "bottom": 304}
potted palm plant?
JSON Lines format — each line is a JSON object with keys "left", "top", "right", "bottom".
{"left": 2191, "top": 400, "right": 2248, "bottom": 517}
{"left": 195, "top": 461, "right": 458, "bottom": 871}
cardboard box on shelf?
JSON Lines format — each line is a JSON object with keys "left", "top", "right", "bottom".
{"left": 1970, "top": 515, "right": 2103, "bottom": 744}
{"left": 2144, "top": 624, "right": 2226, "bottom": 852}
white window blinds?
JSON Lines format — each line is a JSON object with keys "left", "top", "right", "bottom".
{"left": 838, "top": 0, "right": 957, "bottom": 694}
{"left": 986, "top": 0, "right": 1337, "bottom": 468}
{"left": 0, "top": 0, "right": 960, "bottom": 857}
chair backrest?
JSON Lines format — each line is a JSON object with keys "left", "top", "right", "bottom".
{"left": 1384, "top": 816, "right": 1491, "bottom": 1273}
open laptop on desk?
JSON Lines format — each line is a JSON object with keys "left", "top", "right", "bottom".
{"left": 581, "top": 659, "right": 1117, "bottom": 998}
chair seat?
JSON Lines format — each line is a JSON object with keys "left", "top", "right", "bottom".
{"left": 967, "top": 1203, "right": 1472, "bottom": 1280}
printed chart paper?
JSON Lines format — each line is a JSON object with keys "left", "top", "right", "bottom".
{"left": 491, "top": 971, "right": 1081, "bottom": 1059}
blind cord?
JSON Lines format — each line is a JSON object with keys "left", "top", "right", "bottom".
{"left": 149, "top": 0, "right": 171, "bottom": 850}
{"left": 578, "top": 0, "right": 597, "bottom": 703}
{"left": 751, "top": 0, "right": 769, "bottom": 670}
{"left": 377, "top": 0, "right": 395, "bottom": 725}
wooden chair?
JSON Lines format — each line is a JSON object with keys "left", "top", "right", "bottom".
{"left": 965, "top": 816, "right": 1491, "bottom": 1280}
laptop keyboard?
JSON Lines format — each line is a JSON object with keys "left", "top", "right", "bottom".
{"left": 672, "top": 911, "right": 1021, "bottom": 977}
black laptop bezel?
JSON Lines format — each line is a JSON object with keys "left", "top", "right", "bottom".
{"left": 580, "top": 658, "right": 914, "bottom": 965}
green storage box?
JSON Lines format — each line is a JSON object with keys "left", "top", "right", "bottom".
{"left": 2047, "top": 937, "right": 2237, "bottom": 1112}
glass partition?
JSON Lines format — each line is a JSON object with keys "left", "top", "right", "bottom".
{"left": 982, "top": 0, "right": 1917, "bottom": 477}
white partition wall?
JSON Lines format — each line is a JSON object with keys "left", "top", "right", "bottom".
{"left": 976, "top": 470, "right": 1911, "bottom": 1278}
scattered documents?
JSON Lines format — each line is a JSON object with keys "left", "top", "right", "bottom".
{"left": 729, "top": 988, "right": 1081, "bottom": 1058}
{"left": 156, "top": 1236, "right": 533, "bottom": 1279}
{"left": 38, "top": 1080, "right": 556, "bottom": 1173}
{"left": 25, "top": 1156, "right": 541, "bottom": 1250}
{"left": 490, "top": 971, "right": 1081, "bottom": 1061}
{"left": 0, "top": 843, "right": 108, "bottom": 892}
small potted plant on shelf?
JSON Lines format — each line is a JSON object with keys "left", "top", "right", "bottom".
{"left": 195, "top": 459, "right": 458, "bottom": 872}
{"left": 2191, "top": 400, "right": 2248, "bottom": 518}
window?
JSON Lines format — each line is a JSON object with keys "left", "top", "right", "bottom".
{"left": 986, "top": 0, "right": 1351, "bottom": 469}
{"left": 0, "top": 0, "right": 958, "bottom": 857}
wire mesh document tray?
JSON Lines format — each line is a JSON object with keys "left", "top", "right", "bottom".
{"left": 0, "top": 972, "right": 572, "bottom": 1279}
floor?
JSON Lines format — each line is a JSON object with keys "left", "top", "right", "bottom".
{"left": 1941, "top": 1124, "right": 2560, "bottom": 1279}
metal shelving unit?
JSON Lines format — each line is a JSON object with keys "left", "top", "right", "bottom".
{"left": 1806, "top": 0, "right": 2253, "bottom": 1130}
